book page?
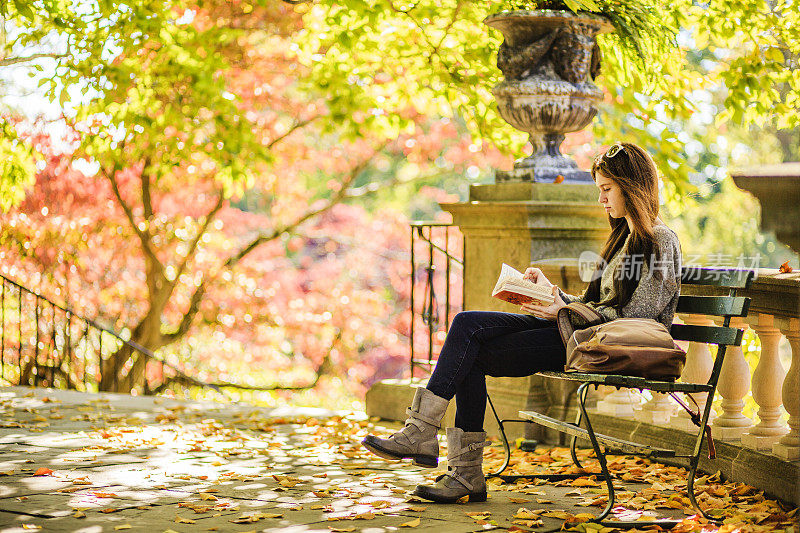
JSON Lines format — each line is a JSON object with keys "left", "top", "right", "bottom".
{"left": 492, "top": 263, "right": 522, "bottom": 295}
{"left": 492, "top": 263, "right": 555, "bottom": 304}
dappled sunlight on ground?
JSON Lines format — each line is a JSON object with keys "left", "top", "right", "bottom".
{"left": 0, "top": 386, "right": 796, "bottom": 532}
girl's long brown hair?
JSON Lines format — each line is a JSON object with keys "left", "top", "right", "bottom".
{"left": 583, "top": 142, "right": 661, "bottom": 309}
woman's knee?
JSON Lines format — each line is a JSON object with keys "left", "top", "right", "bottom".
{"left": 450, "top": 310, "right": 485, "bottom": 333}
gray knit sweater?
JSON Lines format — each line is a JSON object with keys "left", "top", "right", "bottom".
{"left": 558, "top": 223, "right": 682, "bottom": 330}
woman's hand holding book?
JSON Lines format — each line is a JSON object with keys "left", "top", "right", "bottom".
{"left": 523, "top": 267, "right": 553, "bottom": 288}
{"left": 520, "top": 285, "right": 567, "bottom": 320}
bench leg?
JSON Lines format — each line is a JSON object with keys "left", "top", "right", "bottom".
{"left": 486, "top": 393, "right": 512, "bottom": 477}
{"left": 485, "top": 391, "right": 604, "bottom": 482}
{"left": 577, "top": 382, "right": 616, "bottom": 522}
{"left": 686, "top": 387, "right": 721, "bottom": 522}
{"left": 569, "top": 404, "right": 584, "bottom": 469}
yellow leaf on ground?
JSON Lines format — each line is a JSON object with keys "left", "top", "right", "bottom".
{"left": 509, "top": 497, "right": 531, "bottom": 503}
{"left": 175, "top": 515, "right": 196, "bottom": 524}
{"left": 21, "top": 525, "right": 41, "bottom": 530}
{"left": 571, "top": 477, "right": 600, "bottom": 487}
{"left": 514, "top": 508, "right": 543, "bottom": 519}
{"left": 400, "top": 517, "right": 421, "bottom": 527}
{"left": 512, "top": 519, "right": 542, "bottom": 527}
{"left": 329, "top": 528, "right": 355, "bottom": 532}
{"left": 114, "top": 525, "right": 132, "bottom": 530}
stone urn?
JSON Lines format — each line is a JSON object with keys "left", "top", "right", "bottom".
{"left": 485, "top": 10, "right": 612, "bottom": 183}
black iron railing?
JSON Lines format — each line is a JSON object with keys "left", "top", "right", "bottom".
{"left": 0, "top": 274, "right": 223, "bottom": 397}
{"left": 409, "top": 222, "right": 463, "bottom": 380}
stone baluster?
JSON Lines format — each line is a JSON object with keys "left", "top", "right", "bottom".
{"left": 741, "top": 314, "right": 789, "bottom": 450}
{"left": 634, "top": 392, "right": 676, "bottom": 425}
{"left": 670, "top": 315, "right": 716, "bottom": 432}
{"left": 711, "top": 316, "right": 754, "bottom": 440}
{"left": 773, "top": 318, "right": 799, "bottom": 460}
{"left": 587, "top": 384, "right": 613, "bottom": 409}
{"left": 596, "top": 387, "right": 642, "bottom": 419}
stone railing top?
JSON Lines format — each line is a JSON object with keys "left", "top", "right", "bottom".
{"left": 730, "top": 162, "right": 800, "bottom": 178}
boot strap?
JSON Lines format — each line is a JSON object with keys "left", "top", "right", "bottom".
{"left": 447, "top": 439, "right": 490, "bottom": 461}
{"left": 405, "top": 407, "right": 441, "bottom": 428}
{"left": 441, "top": 470, "right": 474, "bottom": 492}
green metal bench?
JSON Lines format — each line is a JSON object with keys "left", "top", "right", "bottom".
{"left": 487, "top": 266, "right": 754, "bottom": 527}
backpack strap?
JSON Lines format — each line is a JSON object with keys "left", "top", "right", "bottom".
{"left": 556, "top": 302, "right": 605, "bottom": 346}
{"left": 669, "top": 392, "right": 716, "bottom": 460}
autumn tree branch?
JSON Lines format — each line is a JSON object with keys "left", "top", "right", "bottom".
{"left": 161, "top": 142, "right": 389, "bottom": 344}
{"left": 0, "top": 52, "right": 69, "bottom": 66}
{"left": 102, "top": 159, "right": 166, "bottom": 280}
{"left": 171, "top": 191, "right": 226, "bottom": 286}
{"left": 265, "top": 115, "right": 321, "bottom": 150}
{"left": 141, "top": 156, "right": 153, "bottom": 219}
{"left": 224, "top": 140, "right": 389, "bottom": 270}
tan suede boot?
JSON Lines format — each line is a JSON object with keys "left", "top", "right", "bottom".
{"left": 412, "top": 427, "right": 489, "bottom": 503}
{"left": 362, "top": 387, "right": 449, "bottom": 468}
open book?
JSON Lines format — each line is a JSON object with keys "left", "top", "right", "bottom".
{"left": 491, "top": 263, "right": 555, "bottom": 306}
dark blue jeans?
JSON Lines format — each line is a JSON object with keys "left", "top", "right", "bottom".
{"left": 426, "top": 310, "right": 566, "bottom": 432}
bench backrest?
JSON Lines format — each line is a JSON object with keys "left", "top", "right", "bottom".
{"left": 670, "top": 267, "right": 755, "bottom": 385}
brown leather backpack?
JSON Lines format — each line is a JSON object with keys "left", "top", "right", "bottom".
{"left": 556, "top": 302, "right": 687, "bottom": 380}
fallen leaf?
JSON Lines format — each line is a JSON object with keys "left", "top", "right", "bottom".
{"left": 512, "top": 518, "right": 542, "bottom": 527}
{"left": 370, "top": 500, "right": 392, "bottom": 509}
{"left": 329, "top": 528, "right": 355, "bottom": 533}
{"left": 114, "top": 525, "right": 132, "bottom": 530}
{"left": 400, "top": 517, "right": 421, "bottom": 527}
{"left": 21, "top": 525, "right": 41, "bottom": 530}
{"left": 509, "top": 497, "right": 532, "bottom": 503}
{"left": 779, "top": 261, "right": 793, "bottom": 273}
{"left": 571, "top": 477, "right": 600, "bottom": 487}
{"left": 514, "top": 508, "right": 544, "bottom": 519}
{"left": 175, "top": 515, "right": 196, "bottom": 524}
{"left": 33, "top": 467, "right": 53, "bottom": 476}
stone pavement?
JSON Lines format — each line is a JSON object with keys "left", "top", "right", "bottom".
{"left": 0, "top": 386, "right": 789, "bottom": 533}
